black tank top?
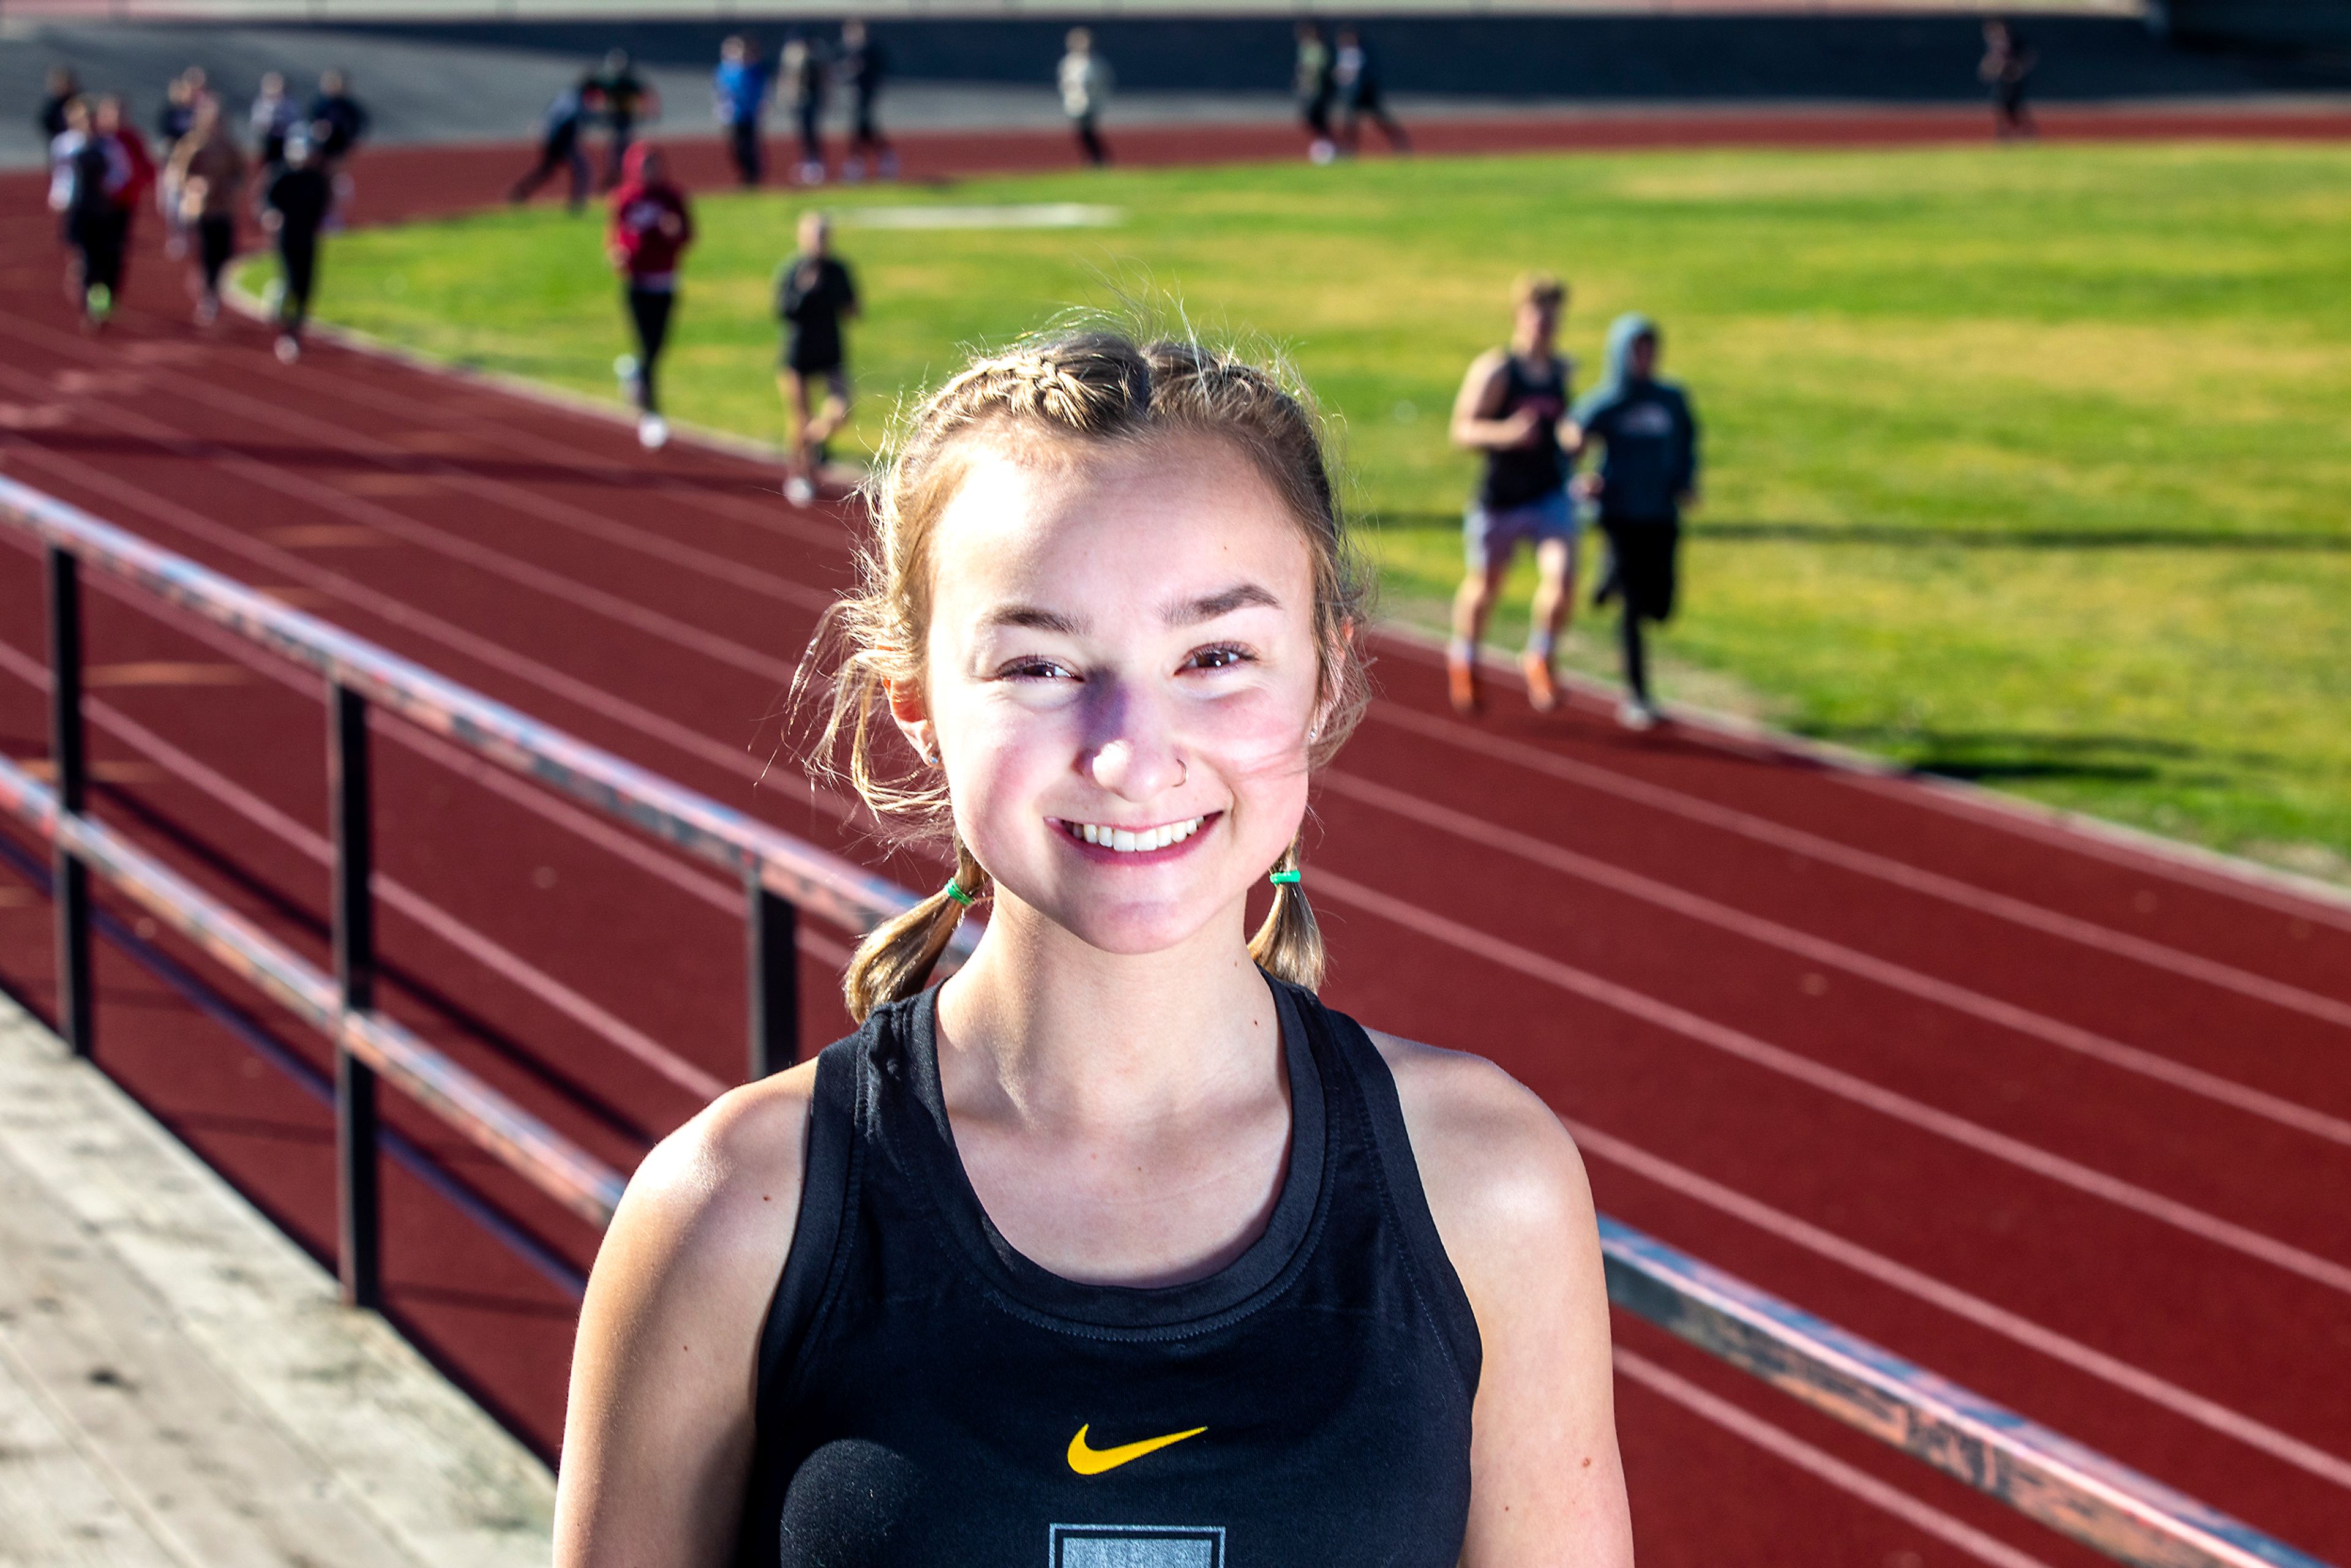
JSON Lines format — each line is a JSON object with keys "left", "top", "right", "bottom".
{"left": 737, "top": 978, "right": 1481, "bottom": 1568}
{"left": 1478, "top": 354, "right": 1570, "bottom": 511}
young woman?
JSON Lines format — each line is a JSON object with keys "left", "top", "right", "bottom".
{"left": 553, "top": 332, "right": 1633, "bottom": 1568}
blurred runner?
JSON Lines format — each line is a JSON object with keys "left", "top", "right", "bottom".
{"left": 167, "top": 95, "right": 246, "bottom": 326}
{"left": 249, "top": 72, "right": 298, "bottom": 178}
{"left": 773, "top": 210, "right": 857, "bottom": 506}
{"left": 714, "top": 36, "right": 772, "bottom": 187}
{"left": 510, "top": 76, "right": 594, "bottom": 211}
{"left": 607, "top": 144, "right": 693, "bottom": 451}
{"left": 781, "top": 36, "right": 827, "bottom": 184}
{"left": 1979, "top": 18, "right": 2038, "bottom": 140}
{"left": 48, "top": 97, "right": 124, "bottom": 328}
{"left": 1333, "top": 28, "right": 1409, "bottom": 155}
{"left": 1059, "top": 29, "right": 1112, "bottom": 167}
{"left": 589, "top": 50, "right": 658, "bottom": 190}
{"left": 307, "top": 69, "right": 369, "bottom": 230}
{"left": 1575, "top": 313, "right": 1700, "bottom": 730}
{"left": 263, "top": 132, "right": 332, "bottom": 363}
{"left": 155, "top": 68, "right": 203, "bottom": 260}
{"left": 38, "top": 66, "right": 80, "bottom": 140}
{"left": 95, "top": 96, "right": 153, "bottom": 309}
{"left": 1294, "top": 22, "right": 1337, "bottom": 165}
{"left": 839, "top": 19, "right": 894, "bottom": 181}
{"left": 1447, "top": 273, "right": 1580, "bottom": 716}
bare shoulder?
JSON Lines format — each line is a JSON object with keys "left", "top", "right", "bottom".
{"left": 603, "top": 1059, "right": 820, "bottom": 1297}
{"left": 1364, "top": 1030, "right": 1596, "bottom": 1255}
{"left": 1458, "top": 347, "right": 1511, "bottom": 391}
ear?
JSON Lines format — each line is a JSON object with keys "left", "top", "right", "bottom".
{"left": 886, "top": 676, "right": 934, "bottom": 762}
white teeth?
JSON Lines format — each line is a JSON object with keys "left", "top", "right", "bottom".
{"left": 1063, "top": 816, "right": 1206, "bottom": 853}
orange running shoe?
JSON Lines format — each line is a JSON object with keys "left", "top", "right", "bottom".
{"left": 1447, "top": 650, "right": 1480, "bottom": 716}
{"left": 1522, "top": 651, "right": 1559, "bottom": 713}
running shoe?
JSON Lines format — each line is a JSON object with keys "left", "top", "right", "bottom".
{"left": 1447, "top": 651, "right": 1480, "bottom": 717}
{"left": 275, "top": 334, "right": 301, "bottom": 364}
{"left": 638, "top": 414, "right": 670, "bottom": 450}
{"left": 1617, "top": 699, "right": 1657, "bottom": 731}
{"left": 784, "top": 475, "right": 816, "bottom": 507}
{"left": 1522, "top": 652, "right": 1559, "bottom": 714}
{"left": 86, "top": 284, "right": 112, "bottom": 325}
{"left": 194, "top": 294, "right": 219, "bottom": 326}
{"left": 613, "top": 353, "right": 640, "bottom": 396}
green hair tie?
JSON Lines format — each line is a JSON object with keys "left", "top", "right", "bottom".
{"left": 943, "top": 878, "right": 977, "bottom": 908}
{"left": 1268, "top": 868, "right": 1303, "bottom": 887}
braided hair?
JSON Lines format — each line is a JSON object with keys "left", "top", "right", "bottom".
{"left": 800, "top": 330, "right": 1373, "bottom": 1021}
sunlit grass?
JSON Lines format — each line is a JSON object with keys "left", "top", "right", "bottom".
{"left": 279, "top": 141, "right": 2351, "bottom": 879}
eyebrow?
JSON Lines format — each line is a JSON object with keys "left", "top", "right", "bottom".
{"left": 1164, "top": 583, "right": 1283, "bottom": 626}
{"left": 976, "top": 583, "right": 1281, "bottom": 637}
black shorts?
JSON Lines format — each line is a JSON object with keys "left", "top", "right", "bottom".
{"left": 1602, "top": 517, "right": 1681, "bottom": 622}
{"left": 782, "top": 348, "right": 845, "bottom": 377}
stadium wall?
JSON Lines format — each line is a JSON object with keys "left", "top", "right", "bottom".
{"left": 276, "top": 10, "right": 2345, "bottom": 98}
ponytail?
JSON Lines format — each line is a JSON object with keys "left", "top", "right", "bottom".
{"left": 1248, "top": 840, "right": 1325, "bottom": 992}
{"left": 844, "top": 836, "right": 988, "bottom": 1022}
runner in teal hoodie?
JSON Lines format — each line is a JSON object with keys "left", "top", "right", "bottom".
{"left": 1574, "top": 313, "right": 1698, "bottom": 729}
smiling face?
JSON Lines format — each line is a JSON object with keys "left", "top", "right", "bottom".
{"left": 903, "top": 432, "right": 1322, "bottom": 961}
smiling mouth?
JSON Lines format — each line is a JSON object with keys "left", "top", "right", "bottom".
{"left": 1057, "top": 814, "right": 1209, "bottom": 853}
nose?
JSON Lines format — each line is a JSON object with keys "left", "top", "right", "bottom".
{"left": 1082, "top": 684, "right": 1187, "bottom": 802}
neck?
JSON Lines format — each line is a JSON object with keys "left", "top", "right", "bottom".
{"left": 934, "top": 894, "right": 1279, "bottom": 1133}
{"left": 1512, "top": 332, "right": 1552, "bottom": 361}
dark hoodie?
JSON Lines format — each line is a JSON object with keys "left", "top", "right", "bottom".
{"left": 607, "top": 144, "right": 693, "bottom": 285}
{"left": 1572, "top": 312, "right": 1698, "bottom": 524}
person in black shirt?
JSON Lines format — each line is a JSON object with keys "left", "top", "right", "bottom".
{"left": 1979, "top": 18, "right": 2038, "bottom": 140}
{"left": 779, "top": 36, "right": 827, "bottom": 184}
{"left": 39, "top": 66, "right": 80, "bottom": 141}
{"left": 588, "top": 50, "right": 659, "bottom": 191}
{"left": 838, "top": 19, "right": 894, "bottom": 181}
{"left": 1447, "top": 273, "right": 1581, "bottom": 715}
{"left": 511, "top": 78, "right": 594, "bottom": 210}
{"left": 774, "top": 211, "right": 858, "bottom": 505}
{"left": 1573, "top": 312, "right": 1700, "bottom": 729}
{"left": 263, "top": 134, "right": 333, "bottom": 364}
{"left": 307, "top": 70, "right": 368, "bottom": 162}
{"left": 50, "top": 97, "right": 124, "bottom": 329}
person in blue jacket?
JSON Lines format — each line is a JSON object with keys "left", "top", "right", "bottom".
{"left": 1574, "top": 313, "right": 1698, "bottom": 729}
{"left": 714, "top": 36, "right": 773, "bottom": 187}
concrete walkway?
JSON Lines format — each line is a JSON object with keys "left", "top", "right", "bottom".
{"left": 0, "top": 992, "right": 555, "bottom": 1568}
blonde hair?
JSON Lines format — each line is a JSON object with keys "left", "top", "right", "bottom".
{"left": 801, "top": 330, "right": 1373, "bottom": 1020}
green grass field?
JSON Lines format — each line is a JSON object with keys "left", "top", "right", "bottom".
{"left": 279, "top": 142, "right": 2351, "bottom": 882}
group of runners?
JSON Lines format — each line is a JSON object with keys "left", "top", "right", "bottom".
{"left": 39, "top": 61, "right": 364, "bottom": 361}
{"left": 1450, "top": 274, "right": 1699, "bottom": 728}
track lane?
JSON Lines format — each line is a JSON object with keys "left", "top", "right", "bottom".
{"left": 4, "top": 150, "right": 2351, "bottom": 1568}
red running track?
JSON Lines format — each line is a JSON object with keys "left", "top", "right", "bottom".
{"left": 3, "top": 117, "right": 2349, "bottom": 1568}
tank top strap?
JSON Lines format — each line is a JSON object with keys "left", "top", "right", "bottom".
{"left": 1288, "top": 986, "right": 1483, "bottom": 1389}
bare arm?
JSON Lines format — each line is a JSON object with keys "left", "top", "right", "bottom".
{"left": 1452, "top": 351, "right": 1542, "bottom": 452}
{"left": 553, "top": 1067, "right": 816, "bottom": 1568}
{"left": 1373, "top": 1032, "right": 1635, "bottom": 1568}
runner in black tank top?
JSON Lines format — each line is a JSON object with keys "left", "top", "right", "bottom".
{"left": 738, "top": 980, "right": 1477, "bottom": 1566}
{"left": 552, "top": 332, "right": 1630, "bottom": 1568}
{"left": 1479, "top": 355, "right": 1568, "bottom": 514}
{"left": 1449, "top": 274, "right": 1584, "bottom": 717}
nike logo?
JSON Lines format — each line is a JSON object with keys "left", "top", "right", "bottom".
{"left": 1066, "top": 1423, "right": 1208, "bottom": 1476}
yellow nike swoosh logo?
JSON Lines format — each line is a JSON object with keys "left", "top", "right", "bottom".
{"left": 1066, "top": 1423, "right": 1209, "bottom": 1476}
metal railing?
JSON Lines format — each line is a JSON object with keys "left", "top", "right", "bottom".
{"left": 0, "top": 471, "right": 967, "bottom": 1308}
{"left": 0, "top": 475, "right": 2328, "bottom": 1568}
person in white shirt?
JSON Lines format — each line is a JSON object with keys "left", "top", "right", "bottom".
{"left": 1057, "top": 28, "right": 1112, "bottom": 167}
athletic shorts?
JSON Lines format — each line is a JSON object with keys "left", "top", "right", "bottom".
{"left": 1464, "top": 489, "right": 1578, "bottom": 572}
{"left": 1601, "top": 516, "right": 1681, "bottom": 622}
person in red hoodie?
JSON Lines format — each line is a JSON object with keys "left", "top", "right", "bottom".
{"left": 606, "top": 144, "right": 692, "bottom": 451}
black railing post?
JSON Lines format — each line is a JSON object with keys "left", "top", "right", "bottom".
{"left": 746, "top": 867, "right": 799, "bottom": 1080}
{"left": 46, "top": 547, "right": 92, "bottom": 1058}
{"left": 329, "top": 681, "right": 381, "bottom": 1310}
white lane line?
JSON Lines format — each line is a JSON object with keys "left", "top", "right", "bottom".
{"left": 1324, "top": 768, "right": 2351, "bottom": 1147}
{"left": 1613, "top": 1348, "right": 2058, "bottom": 1568}
{"left": 1314, "top": 867, "right": 2351, "bottom": 1298}
{"left": 0, "top": 635, "right": 729, "bottom": 1103}
{"left": 1569, "top": 1119, "right": 2351, "bottom": 1493}
{"left": 1363, "top": 702, "right": 2351, "bottom": 1033}
{"left": 0, "top": 437, "right": 834, "bottom": 808}
{"left": 0, "top": 359, "right": 809, "bottom": 685}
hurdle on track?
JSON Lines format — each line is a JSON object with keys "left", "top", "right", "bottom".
{"left": 0, "top": 474, "right": 2330, "bottom": 1568}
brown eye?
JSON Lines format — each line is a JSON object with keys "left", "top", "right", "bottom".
{"left": 1187, "top": 643, "right": 1253, "bottom": 672}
